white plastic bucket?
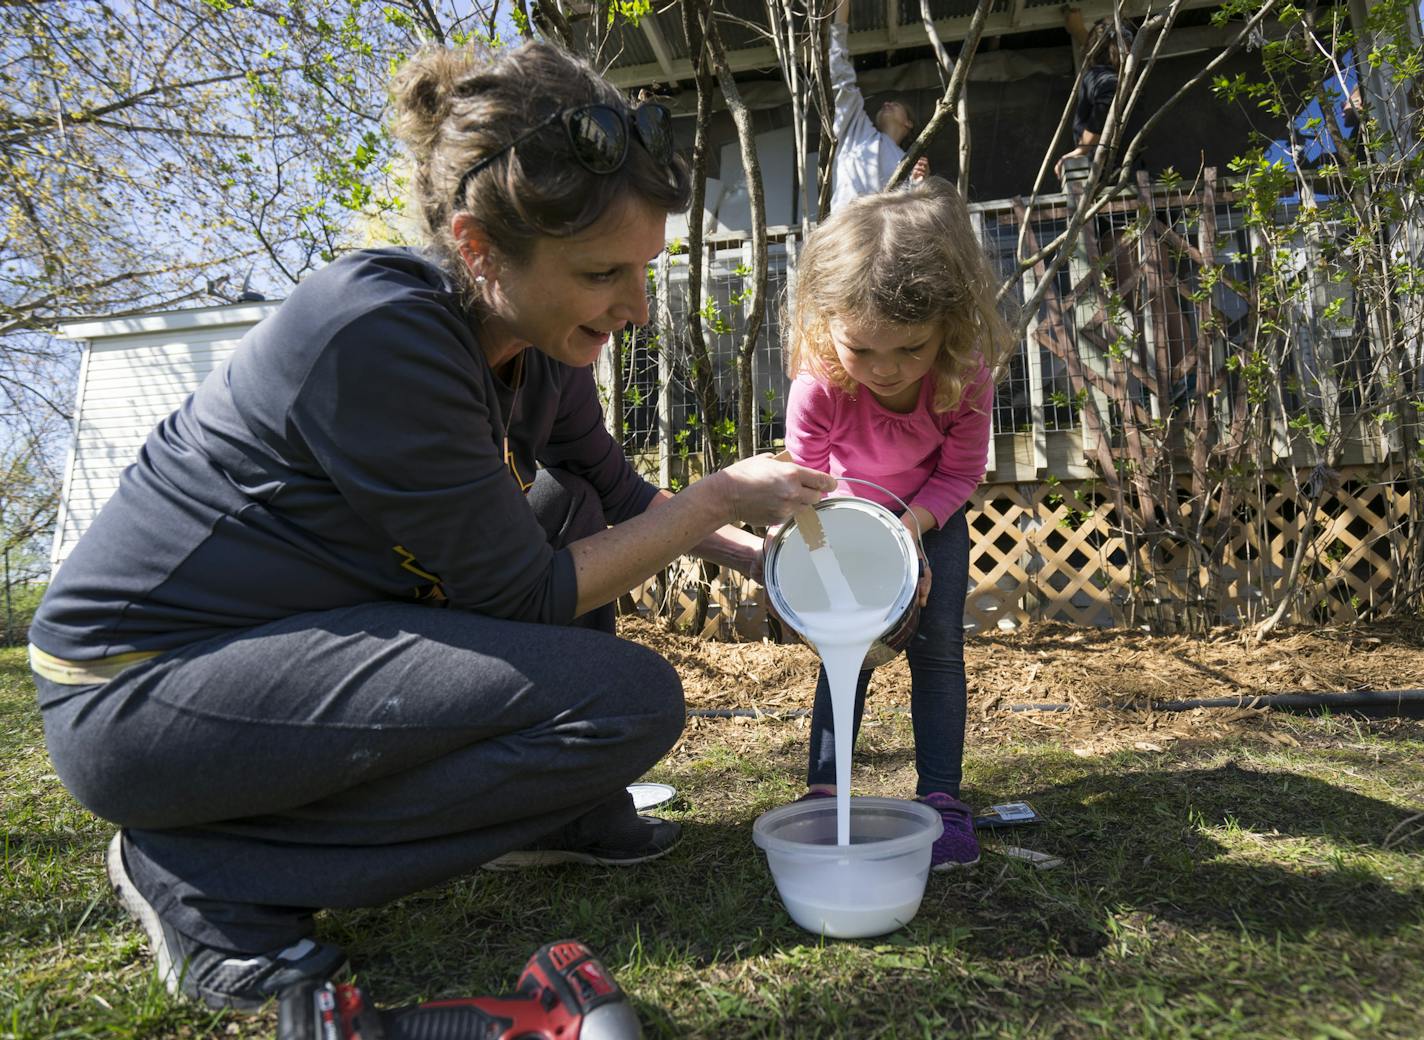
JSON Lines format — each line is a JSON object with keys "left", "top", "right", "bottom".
{"left": 762, "top": 495, "right": 920, "bottom": 668}
{"left": 752, "top": 797, "right": 943, "bottom": 938}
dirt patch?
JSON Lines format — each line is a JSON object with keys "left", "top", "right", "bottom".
{"left": 620, "top": 614, "right": 1424, "bottom": 754}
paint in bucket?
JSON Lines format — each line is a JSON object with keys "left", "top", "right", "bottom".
{"left": 752, "top": 796, "right": 943, "bottom": 938}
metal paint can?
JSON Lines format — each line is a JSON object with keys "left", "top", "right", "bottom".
{"left": 762, "top": 492, "right": 921, "bottom": 669}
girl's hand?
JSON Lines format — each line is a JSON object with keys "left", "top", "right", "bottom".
{"left": 900, "top": 508, "right": 935, "bottom": 606}
{"left": 900, "top": 506, "right": 935, "bottom": 545}
{"left": 714, "top": 454, "right": 836, "bottom": 527}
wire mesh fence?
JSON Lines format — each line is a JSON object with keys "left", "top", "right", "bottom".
{"left": 604, "top": 175, "right": 1395, "bottom": 482}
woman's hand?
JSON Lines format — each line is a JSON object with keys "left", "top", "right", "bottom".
{"left": 572, "top": 459, "right": 829, "bottom": 619}
{"left": 748, "top": 549, "right": 766, "bottom": 585}
{"left": 683, "top": 518, "right": 766, "bottom": 580}
{"left": 713, "top": 454, "right": 837, "bottom": 527}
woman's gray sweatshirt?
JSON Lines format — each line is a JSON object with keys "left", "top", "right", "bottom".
{"left": 32, "top": 248, "right": 656, "bottom": 660}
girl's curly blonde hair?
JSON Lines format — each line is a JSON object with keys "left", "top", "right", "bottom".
{"left": 784, "top": 177, "right": 1012, "bottom": 414}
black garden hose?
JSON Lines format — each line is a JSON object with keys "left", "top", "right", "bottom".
{"left": 689, "top": 690, "right": 1424, "bottom": 720}
{"left": 1007, "top": 689, "right": 1424, "bottom": 719}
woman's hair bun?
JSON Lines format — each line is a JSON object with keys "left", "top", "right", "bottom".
{"left": 385, "top": 38, "right": 690, "bottom": 298}
{"left": 389, "top": 45, "right": 483, "bottom": 163}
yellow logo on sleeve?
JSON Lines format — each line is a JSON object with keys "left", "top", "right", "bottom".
{"left": 393, "top": 545, "right": 447, "bottom": 602}
{"left": 505, "top": 436, "right": 534, "bottom": 493}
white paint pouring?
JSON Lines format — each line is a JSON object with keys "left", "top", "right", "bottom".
{"left": 768, "top": 501, "right": 920, "bottom": 846}
{"left": 756, "top": 493, "right": 940, "bottom": 937}
{"left": 752, "top": 795, "right": 945, "bottom": 937}
{"left": 795, "top": 606, "right": 885, "bottom": 844}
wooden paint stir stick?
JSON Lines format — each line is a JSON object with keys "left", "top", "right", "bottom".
{"left": 775, "top": 453, "right": 861, "bottom": 608}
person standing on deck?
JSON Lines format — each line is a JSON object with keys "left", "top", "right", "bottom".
{"left": 829, "top": 0, "right": 930, "bottom": 211}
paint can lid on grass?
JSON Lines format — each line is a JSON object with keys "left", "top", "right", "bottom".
{"left": 628, "top": 782, "right": 677, "bottom": 811}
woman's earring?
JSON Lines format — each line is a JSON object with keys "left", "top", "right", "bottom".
{"left": 474, "top": 274, "right": 487, "bottom": 285}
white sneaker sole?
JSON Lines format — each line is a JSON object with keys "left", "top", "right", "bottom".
{"left": 106, "top": 832, "right": 181, "bottom": 995}
{"left": 481, "top": 843, "right": 679, "bottom": 871}
{"left": 106, "top": 833, "right": 350, "bottom": 1011}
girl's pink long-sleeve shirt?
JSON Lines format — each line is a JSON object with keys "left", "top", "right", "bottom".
{"left": 783, "top": 368, "right": 993, "bottom": 529}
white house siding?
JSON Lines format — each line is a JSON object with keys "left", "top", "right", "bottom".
{"left": 52, "top": 303, "right": 279, "bottom": 574}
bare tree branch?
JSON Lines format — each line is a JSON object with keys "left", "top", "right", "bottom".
{"left": 888, "top": 0, "right": 992, "bottom": 188}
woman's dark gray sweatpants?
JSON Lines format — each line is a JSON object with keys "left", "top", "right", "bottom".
{"left": 35, "top": 470, "right": 684, "bottom": 954}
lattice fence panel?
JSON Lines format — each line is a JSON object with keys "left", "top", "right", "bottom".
{"left": 963, "top": 483, "right": 1135, "bottom": 629}
{"left": 963, "top": 485, "right": 1037, "bottom": 629}
{"left": 621, "top": 466, "right": 1417, "bottom": 637}
{"left": 1282, "top": 476, "right": 1413, "bottom": 623}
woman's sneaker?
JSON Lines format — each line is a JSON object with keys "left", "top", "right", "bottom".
{"left": 105, "top": 832, "right": 348, "bottom": 1011}
{"left": 919, "top": 793, "right": 980, "bottom": 870}
{"left": 482, "top": 815, "right": 682, "bottom": 870}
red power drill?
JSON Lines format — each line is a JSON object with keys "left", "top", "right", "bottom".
{"left": 276, "top": 940, "right": 642, "bottom": 1040}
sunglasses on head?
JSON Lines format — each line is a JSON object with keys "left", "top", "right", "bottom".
{"left": 455, "top": 102, "right": 675, "bottom": 204}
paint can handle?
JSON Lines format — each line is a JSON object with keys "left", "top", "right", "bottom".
{"left": 771, "top": 452, "right": 921, "bottom": 548}
{"left": 833, "top": 476, "right": 922, "bottom": 544}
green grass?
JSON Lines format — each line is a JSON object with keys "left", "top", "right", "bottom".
{"left": 4, "top": 646, "right": 1424, "bottom": 1038}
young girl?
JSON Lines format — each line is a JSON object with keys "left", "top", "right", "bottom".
{"left": 782, "top": 176, "right": 1012, "bottom": 869}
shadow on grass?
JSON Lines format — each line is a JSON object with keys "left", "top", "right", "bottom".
{"left": 338, "top": 815, "right": 1109, "bottom": 1000}
{"left": 337, "top": 758, "right": 1423, "bottom": 1006}
{"left": 320, "top": 825, "right": 779, "bottom": 1009}
{"left": 0, "top": 700, "right": 44, "bottom": 760}
{"left": 992, "top": 760, "right": 1424, "bottom": 940}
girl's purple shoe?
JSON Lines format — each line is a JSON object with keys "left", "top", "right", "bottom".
{"left": 919, "top": 792, "right": 980, "bottom": 870}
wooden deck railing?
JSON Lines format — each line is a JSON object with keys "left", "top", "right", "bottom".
{"left": 607, "top": 170, "right": 1422, "bottom": 631}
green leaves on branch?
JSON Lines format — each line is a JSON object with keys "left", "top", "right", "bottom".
{"left": 610, "top": 0, "right": 653, "bottom": 28}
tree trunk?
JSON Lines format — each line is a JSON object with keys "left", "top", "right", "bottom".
{"left": 679, "top": 0, "right": 726, "bottom": 470}
{"left": 609, "top": 330, "right": 624, "bottom": 450}
{"left": 704, "top": 2, "right": 769, "bottom": 461}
